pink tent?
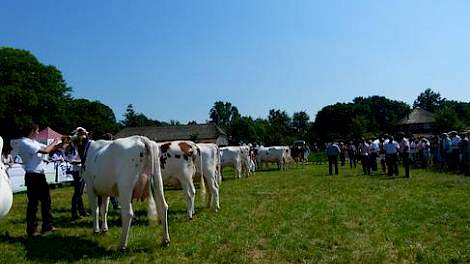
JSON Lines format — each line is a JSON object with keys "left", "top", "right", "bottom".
{"left": 33, "top": 127, "right": 62, "bottom": 144}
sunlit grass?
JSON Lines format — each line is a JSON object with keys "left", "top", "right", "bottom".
{"left": 0, "top": 164, "right": 469, "bottom": 263}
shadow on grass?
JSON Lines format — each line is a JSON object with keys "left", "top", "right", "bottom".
{"left": 0, "top": 233, "right": 116, "bottom": 263}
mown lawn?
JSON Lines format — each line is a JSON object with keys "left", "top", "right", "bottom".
{"left": 0, "top": 164, "right": 469, "bottom": 263}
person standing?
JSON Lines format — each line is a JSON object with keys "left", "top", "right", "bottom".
{"left": 449, "top": 131, "right": 461, "bottom": 171}
{"left": 369, "top": 139, "right": 380, "bottom": 174}
{"left": 398, "top": 132, "right": 410, "bottom": 178}
{"left": 384, "top": 136, "right": 399, "bottom": 176}
{"left": 326, "top": 142, "right": 340, "bottom": 175}
{"left": 17, "top": 123, "right": 61, "bottom": 237}
{"left": 65, "top": 143, "right": 89, "bottom": 220}
{"left": 347, "top": 141, "right": 357, "bottom": 169}
{"left": 358, "top": 138, "right": 370, "bottom": 175}
{"left": 459, "top": 132, "right": 469, "bottom": 175}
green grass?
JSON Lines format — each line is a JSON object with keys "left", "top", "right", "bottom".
{"left": 1, "top": 165, "right": 469, "bottom": 263}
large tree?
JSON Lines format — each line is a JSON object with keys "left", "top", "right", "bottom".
{"left": 0, "top": 47, "right": 72, "bottom": 142}
{"left": 120, "top": 104, "right": 156, "bottom": 128}
{"left": 413, "top": 88, "right": 445, "bottom": 113}
{"left": 209, "top": 101, "right": 240, "bottom": 130}
{"left": 65, "top": 98, "right": 119, "bottom": 138}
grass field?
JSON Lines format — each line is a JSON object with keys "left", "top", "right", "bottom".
{"left": 0, "top": 164, "right": 469, "bottom": 263}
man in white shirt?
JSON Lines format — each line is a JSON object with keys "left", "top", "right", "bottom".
{"left": 17, "top": 123, "right": 62, "bottom": 237}
{"left": 384, "top": 136, "right": 399, "bottom": 176}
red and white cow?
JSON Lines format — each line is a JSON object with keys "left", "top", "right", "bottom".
{"left": 220, "top": 146, "right": 252, "bottom": 179}
{"left": 256, "top": 146, "right": 291, "bottom": 170}
{"left": 195, "top": 143, "right": 220, "bottom": 211}
{"left": 157, "top": 141, "right": 202, "bottom": 219}
{"left": 0, "top": 136, "right": 13, "bottom": 219}
{"left": 76, "top": 135, "right": 169, "bottom": 250}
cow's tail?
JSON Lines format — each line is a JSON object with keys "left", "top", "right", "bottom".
{"left": 196, "top": 145, "right": 206, "bottom": 197}
{"left": 141, "top": 137, "right": 166, "bottom": 221}
{"left": 216, "top": 147, "right": 222, "bottom": 184}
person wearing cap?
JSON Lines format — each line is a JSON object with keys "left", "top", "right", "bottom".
{"left": 17, "top": 122, "right": 62, "bottom": 237}
{"left": 398, "top": 132, "right": 410, "bottom": 178}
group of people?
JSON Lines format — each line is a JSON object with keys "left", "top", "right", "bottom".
{"left": 325, "top": 130, "right": 470, "bottom": 177}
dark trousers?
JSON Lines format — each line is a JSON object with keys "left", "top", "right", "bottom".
{"left": 449, "top": 149, "right": 460, "bottom": 171}
{"left": 361, "top": 155, "right": 370, "bottom": 175}
{"left": 349, "top": 153, "right": 356, "bottom": 168}
{"left": 370, "top": 152, "right": 378, "bottom": 172}
{"left": 402, "top": 153, "right": 410, "bottom": 178}
{"left": 25, "top": 172, "right": 53, "bottom": 234}
{"left": 386, "top": 154, "right": 399, "bottom": 176}
{"left": 328, "top": 155, "right": 338, "bottom": 175}
{"left": 340, "top": 153, "right": 345, "bottom": 166}
{"left": 71, "top": 171, "right": 86, "bottom": 217}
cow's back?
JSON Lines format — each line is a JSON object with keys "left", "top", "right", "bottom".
{"left": 84, "top": 136, "right": 148, "bottom": 196}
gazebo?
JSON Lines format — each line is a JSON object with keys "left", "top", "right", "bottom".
{"left": 33, "top": 127, "right": 63, "bottom": 145}
{"left": 397, "top": 107, "right": 435, "bottom": 137}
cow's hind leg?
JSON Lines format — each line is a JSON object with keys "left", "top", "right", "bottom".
{"left": 205, "top": 172, "right": 220, "bottom": 211}
{"left": 182, "top": 180, "right": 196, "bottom": 219}
{"left": 117, "top": 194, "right": 134, "bottom": 250}
{"left": 100, "top": 196, "right": 110, "bottom": 232}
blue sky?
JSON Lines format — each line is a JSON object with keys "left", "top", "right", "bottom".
{"left": 2, "top": 0, "right": 470, "bottom": 123}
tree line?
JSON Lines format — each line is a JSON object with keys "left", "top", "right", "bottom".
{"left": 1, "top": 47, "right": 470, "bottom": 150}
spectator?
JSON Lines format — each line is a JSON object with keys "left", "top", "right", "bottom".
{"left": 459, "top": 132, "right": 469, "bottom": 175}
{"left": 369, "top": 139, "right": 380, "bottom": 174}
{"left": 326, "top": 142, "right": 340, "bottom": 175}
{"left": 398, "top": 132, "right": 410, "bottom": 178}
{"left": 440, "top": 133, "right": 451, "bottom": 171}
{"left": 384, "top": 136, "right": 399, "bottom": 176}
{"left": 358, "top": 138, "right": 370, "bottom": 175}
{"left": 449, "top": 131, "right": 461, "bottom": 171}
{"left": 347, "top": 141, "right": 357, "bottom": 169}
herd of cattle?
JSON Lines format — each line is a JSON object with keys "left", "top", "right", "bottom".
{"left": 0, "top": 134, "right": 303, "bottom": 250}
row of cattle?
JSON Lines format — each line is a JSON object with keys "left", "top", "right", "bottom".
{"left": 0, "top": 134, "right": 294, "bottom": 250}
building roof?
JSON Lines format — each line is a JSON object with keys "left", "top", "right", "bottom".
{"left": 33, "top": 127, "right": 62, "bottom": 141}
{"left": 114, "top": 123, "right": 226, "bottom": 142}
{"left": 397, "top": 107, "right": 435, "bottom": 125}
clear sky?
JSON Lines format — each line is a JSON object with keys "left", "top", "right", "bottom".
{"left": 2, "top": 0, "right": 470, "bottom": 123}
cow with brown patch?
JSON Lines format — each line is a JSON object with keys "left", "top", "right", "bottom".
{"left": 154, "top": 140, "right": 204, "bottom": 219}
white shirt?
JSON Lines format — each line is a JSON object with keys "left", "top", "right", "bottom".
{"left": 17, "top": 137, "right": 46, "bottom": 173}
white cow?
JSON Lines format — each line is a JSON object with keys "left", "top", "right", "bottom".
{"left": 256, "top": 146, "right": 291, "bottom": 170}
{"left": 0, "top": 136, "right": 13, "bottom": 219}
{"left": 157, "top": 141, "right": 202, "bottom": 219}
{"left": 220, "top": 146, "right": 252, "bottom": 179}
{"left": 77, "top": 135, "right": 169, "bottom": 250}
{"left": 195, "top": 143, "right": 220, "bottom": 211}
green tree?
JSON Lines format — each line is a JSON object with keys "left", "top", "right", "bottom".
{"left": 230, "top": 116, "right": 258, "bottom": 144}
{"left": 413, "top": 88, "right": 445, "bottom": 113}
{"left": 0, "top": 47, "right": 72, "bottom": 143}
{"left": 267, "top": 109, "right": 292, "bottom": 145}
{"left": 209, "top": 101, "right": 240, "bottom": 129}
{"left": 120, "top": 104, "right": 155, "bottom": 127}
{"left": 434, "top": 106, "right": 464, "bottom": 133}
{"left": 65, "top": 98, "right": 119, "bottom": 138}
